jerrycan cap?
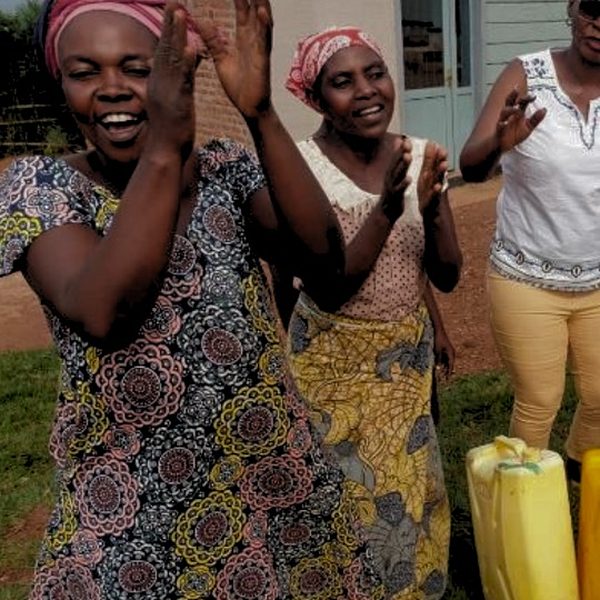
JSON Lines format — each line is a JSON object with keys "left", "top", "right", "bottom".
{"left": 494, "top": 435, "right": 543, "bottom": 474}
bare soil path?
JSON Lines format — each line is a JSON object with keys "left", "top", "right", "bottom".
{"left": 436, "top": 177, "right": 503, "bottom": 376}
{"left": 0, "top": 273, "right": 51, "bottom": 352}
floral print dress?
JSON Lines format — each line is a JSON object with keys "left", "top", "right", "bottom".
{"left": 0, "top": 139, "right": 384, "bottom": 600}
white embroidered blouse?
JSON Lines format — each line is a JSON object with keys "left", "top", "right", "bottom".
{"left": 491, "top": 48, "right": 600, "bottom": 290}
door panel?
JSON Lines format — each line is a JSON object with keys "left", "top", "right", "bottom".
{"left": 401, "top": 0, "right": 473, "bottom": 169}
{"left": 453, "top": 89, "right": 475, "bottom": 162}
{"left": 404, "top": 93, "right": 451, "bottom": 155}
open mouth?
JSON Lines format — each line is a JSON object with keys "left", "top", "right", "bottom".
{"left": 97, "top": 112, "right": 144, "bottom": 142}
{"left": 353, "top": 105, "right": 385, "bottom": 119}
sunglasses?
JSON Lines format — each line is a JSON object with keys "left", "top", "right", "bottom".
{"left": 579, "top": 0, "right": 600, "bottom": 21}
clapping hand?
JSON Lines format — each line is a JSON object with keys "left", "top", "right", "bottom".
{"left": 146, "top": 2, "right": 198, "bottom": 157}
{"left": 379, "top": 137, "right": 412, "bottom": 223}
{"left": 496, "top": 88, "right": 546, "bottom": 153}
{"left": 418, "top": 141, "right": 448, "bottom": 215}
{"left": 198, "top": 0, "right": 273, "bottom": 119}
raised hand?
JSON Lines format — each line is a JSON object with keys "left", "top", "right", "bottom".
{"left": 418, "top": 141, "right": 448, "bottom": 215}
{"left": 496, "top": 88, "right": 546, "bottom": 153}
{"left": 146, "top": 3, "right": 198, "bottom": 157}
{"left": 379, "top": 137, "right": 412, "bottom": 223}
{"left": 198, "top": 0, "right": 273, "bottom": 119}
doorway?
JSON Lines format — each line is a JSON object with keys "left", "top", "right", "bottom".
{"left": 400, "top": 0, "right": 473, "bottom": 169}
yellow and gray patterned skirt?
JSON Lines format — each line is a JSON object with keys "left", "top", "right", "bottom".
{"left": 287, "top": 293, "right": 450, "bottom": 600}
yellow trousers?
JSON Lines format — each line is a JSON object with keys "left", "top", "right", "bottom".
{"left": 488, "top": 269, "right": 600, "bottom": 461}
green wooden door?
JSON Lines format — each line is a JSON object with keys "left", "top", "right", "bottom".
{"left": 401, "top": 0, "right": 473, "bottom": 170}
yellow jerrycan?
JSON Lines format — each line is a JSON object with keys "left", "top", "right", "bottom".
{"left": 578, "top": 448, "right": 600, "bottom": 600}
{"left": 466, "top": 435, "right": 579, "bottom": 600}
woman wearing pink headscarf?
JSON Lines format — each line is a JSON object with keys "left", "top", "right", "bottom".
{"left": 273, "top": 26, "right": 462, "bottom": 599}
{"left": 0, "top": 3, "right": 390, "bottom": 598}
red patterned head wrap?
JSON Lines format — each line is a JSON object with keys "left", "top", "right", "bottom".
{"left": 285, "top": 26, "right": 383, "bottom": 108}
{"left": 44, "top": 0, "right": 204, "bottom": 78}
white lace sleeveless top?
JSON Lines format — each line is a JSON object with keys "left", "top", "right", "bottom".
{"left": 491, "top": 49, "right": 600, "bottom": 290}
{"left": 297, "top": 136, "right": 428, "bottom": 321}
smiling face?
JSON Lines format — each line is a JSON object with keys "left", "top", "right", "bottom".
{"left": 57, "top": 10, "right": 157, "bottom": 165}
{"left": 313, "top": 45, "right": 395, "bottom": 140}
{"left": 569, "top": 0, "right": 600, "bottom": 63}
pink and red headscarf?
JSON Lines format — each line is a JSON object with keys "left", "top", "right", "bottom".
{"left": 285, "top": 26, "right": 384, "bottom": 108}
{"left": 43, "top": 0, "right": 204, "bottom": 78}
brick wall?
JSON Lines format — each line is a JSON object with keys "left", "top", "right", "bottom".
{"left": 183, "top": 0, "right": 253, "bottom": 148}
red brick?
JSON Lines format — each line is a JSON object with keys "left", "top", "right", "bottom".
{"left": 182, "top": 0, "right": 253, "bottom": 148}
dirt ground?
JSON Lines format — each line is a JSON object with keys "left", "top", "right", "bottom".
{"left": 0, "top": 173, "right": 503, "bottom": 375}
{"left": 435, "top": 177, "right": 503, "bottom": 376}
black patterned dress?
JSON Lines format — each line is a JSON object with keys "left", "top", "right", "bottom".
{"left": 0, "top": 139, "right": 384, "bottom": 599}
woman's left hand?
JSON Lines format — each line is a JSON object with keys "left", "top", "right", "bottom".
{"left": 418, "top": 141, "right": 448, "bottom": 215}
{"left": 434, "top": 329, "right": 455, "bottom": 379}
{"left": 198, "top": 0, "right": 273, "bottom": 118}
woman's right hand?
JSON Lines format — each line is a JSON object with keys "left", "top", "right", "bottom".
{"left": 496, "top": 88, "right": 546, "bottom": 153}
{"left": 434, "top": 327, "right": 455, "bottom": 379}
{"left": 460, "top": 59, "right": 544, "bottom": 182}
{"left": 379, "top": 137, "right": 412, "bottom": 223}
{"left": 146, "top": 3, "right": 198, "bottom": 157}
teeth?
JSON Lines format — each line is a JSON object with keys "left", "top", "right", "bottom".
{"left": 357, "top": 106, "right": 382, "bottom": 117}
{"left": 101, "top": 113, "right": 137, "bottom": 124}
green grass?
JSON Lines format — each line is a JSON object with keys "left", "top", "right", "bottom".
{"left": 0, "top": 349, "right": 580, "bottom": 599}
{"left": 0, "top": 349, "right": 59, "bottom": 589}
{"left": 0, "top": 587, "right": 33, "bottom": 600}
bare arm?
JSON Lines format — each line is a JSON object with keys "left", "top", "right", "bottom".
{"left": 328, "top": 141, "right": 460, "bottom": 302}
{"left": 460, "top": 58, "right": 546, "bottom": 182}
{"left": 418, "top": 142, "right": 462, "bottom": 292}
{"left": 199, "top": 0, "right": 346, "bottom": 311}
{"left": 423, "top": 283, "right": 455, "bottom": 377}
{"left": 423, "top": 283, "right": 442, "bottom": 332}
{"left": 24, "top": 5, "right": 195, "bottom": 343}
{"left": 26, "top": 151, "right": 184, "bottom": 341}
{"left": 245, "top": 111, "right": 345, "bottom": 310}
{"left": 269, "top": 262, "right": 299, "bottom": 330}
{"left": 268, "top": 140, "right": 410, "bottom": 324}
{"left": 272, "top": 139, "right": 459, "bottom": 311}
{"left": 325, "top": 139, "right": 413, "bottom": 306}
{"left": 422, "top": 189, "right": 462, "bottom": 292}
{"left": 268, "top": 144, "right": 408, "bottom": 322}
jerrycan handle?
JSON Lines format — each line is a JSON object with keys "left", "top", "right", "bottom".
{"left": 495, "top": 435, "right": 542, "bottom": 472}
{"left": 494, "top": 435, "right": 527, "bottom": 458}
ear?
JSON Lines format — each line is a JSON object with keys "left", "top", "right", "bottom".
{"left": 567, "top": 0, "right": 576, "bottom": 19}
{"left": 306, "top": 88, "right": 325, "bottom": 114}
